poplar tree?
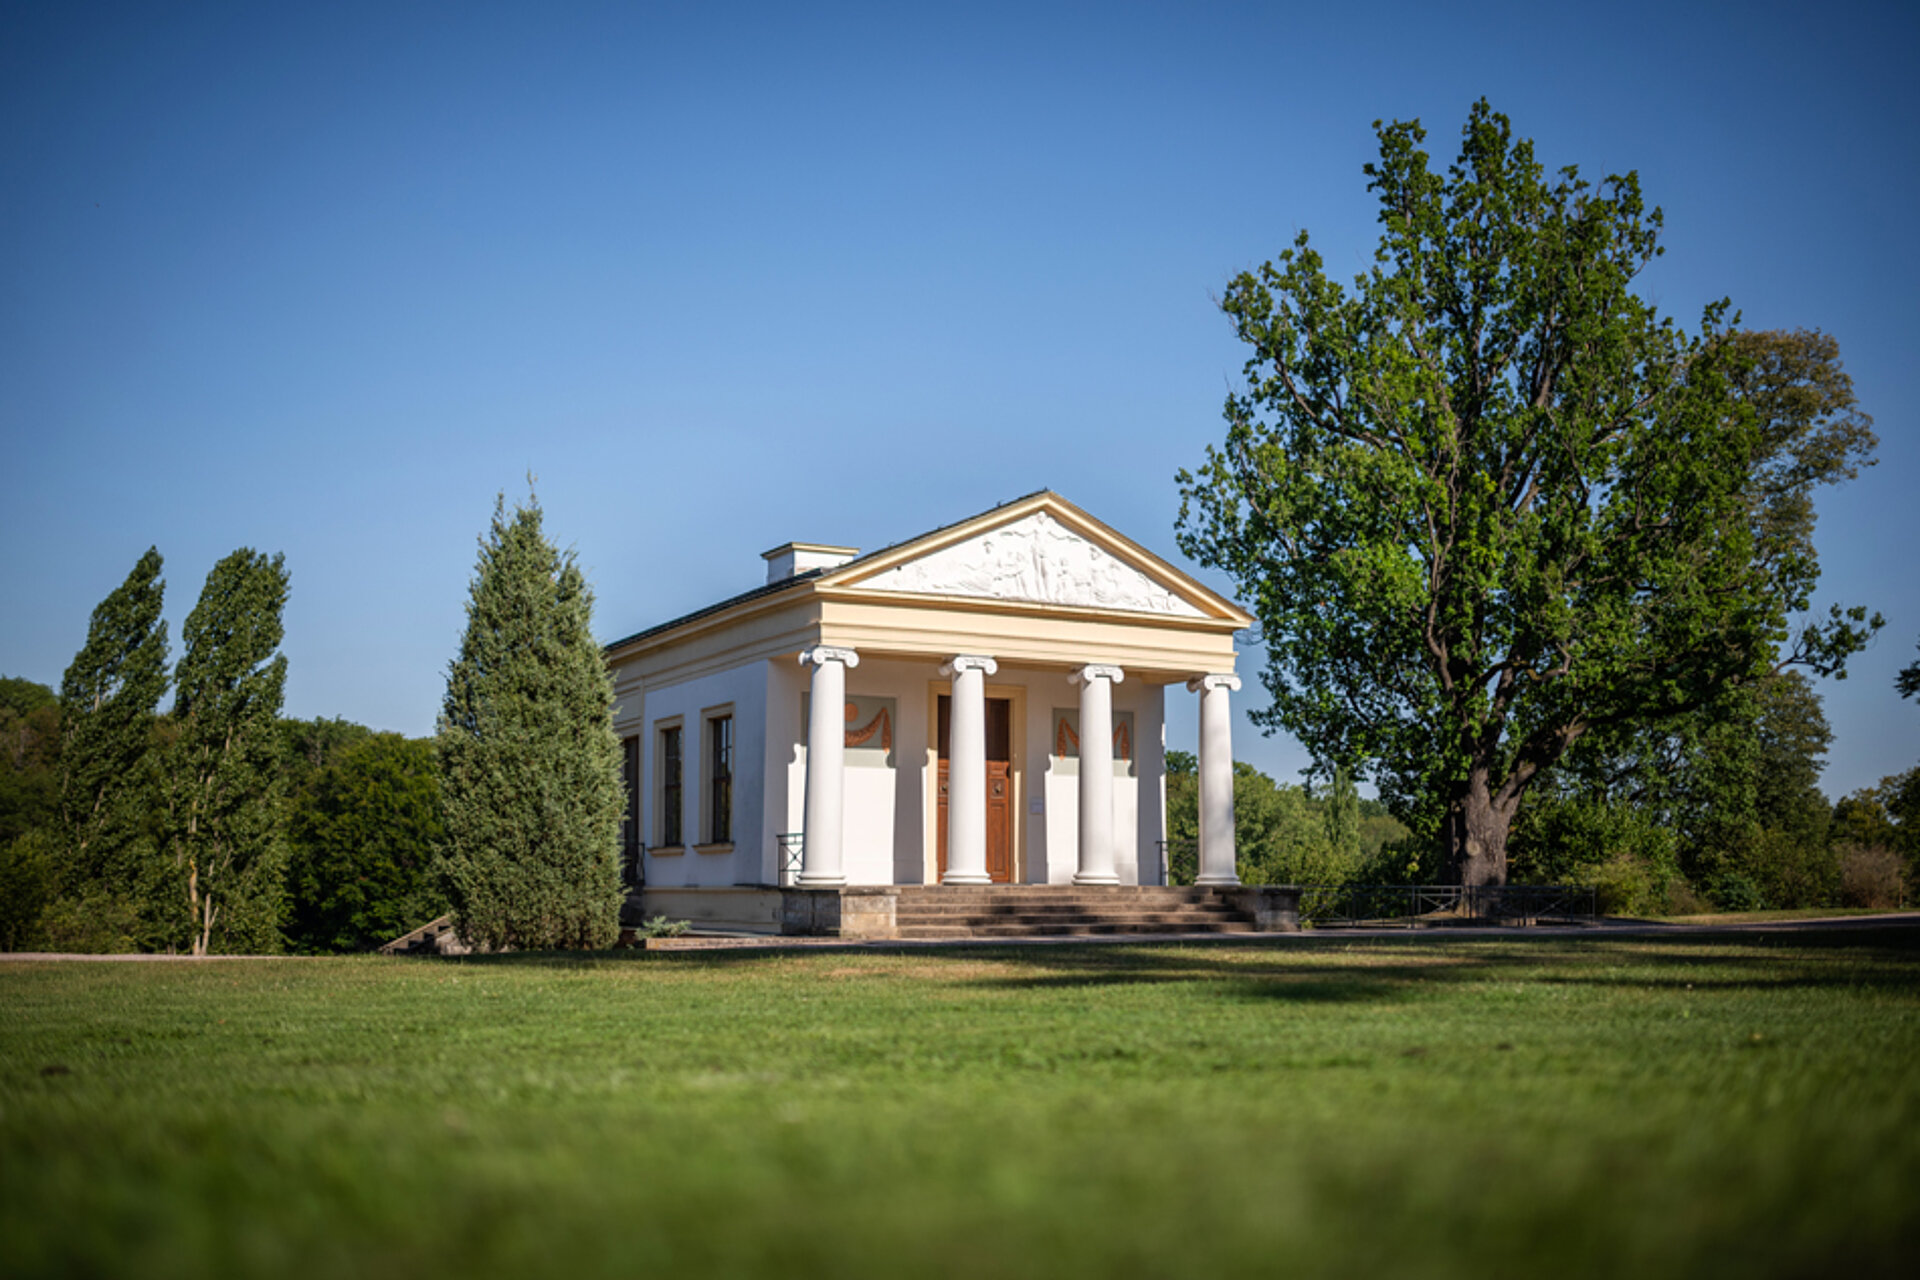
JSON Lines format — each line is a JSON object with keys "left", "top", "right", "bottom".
{"left": 58, "top": 548, "right": 170, "bottom": 909}
{"left": 164, "top": 549, "right": 291, "bottom": 955}
{"left": 436, "top": 494, "right": 624, "bottom": 951}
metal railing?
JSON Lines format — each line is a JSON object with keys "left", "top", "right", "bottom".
{"left": 1158, "top": 839, "right": 1197, "bottom": 887}
{"left": 776, "top": 833, "right": 805, "bottom": 887}
{"left": 1297, "top": 883, "right": 1597, "bottom": 928}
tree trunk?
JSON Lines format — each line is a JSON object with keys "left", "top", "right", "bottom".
{"left": 1442, "top": 766, "right": 1518, "bottom": 889}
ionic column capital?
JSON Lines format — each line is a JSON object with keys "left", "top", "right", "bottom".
{"left": 939, "top": 654, "right": 998, "bottom": 678}
{"left": 799, "top": 645, "right": 860, "bottom": 670}
{"left": 1187, "top": 673, "right": 1242, "bottom": 694}
{"left": 1071, "top": 663, "right": 1124, "bottom": 687}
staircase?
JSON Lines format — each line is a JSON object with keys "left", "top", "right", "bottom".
{"left": 890, "top": 885, "right": 1259, "bottom": 940}
{"left": 377, "top": 915, "right": 469, "bottom": 956}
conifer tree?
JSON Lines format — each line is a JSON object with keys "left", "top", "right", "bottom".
{"left": 436, "top": 494, "right": 623, "bottom": 950}
{"left": 58, "top": 549, "right": 170, "bottom": 919}
{"left": 164, "top": 549, "right": 291, "bottom": 955}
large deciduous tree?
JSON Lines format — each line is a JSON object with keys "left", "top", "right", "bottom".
{"left": 164, "top": 549, "right": 291, "bottom": 954}
{"left": 58, "top": 548, "right": 169, "bottom": 891}
{"left": 1177, "top": 102, "right": 1876, "bottom": 886}
{"left": 435, "top": 494, "right": 624, "bottom": 951}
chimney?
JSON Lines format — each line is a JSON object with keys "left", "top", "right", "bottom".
{"left": 762, "top": 541, "right": 859, "bottom": 585}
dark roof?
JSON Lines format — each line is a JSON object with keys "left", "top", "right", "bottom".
{"left": 600, "top": 489, "right": 1057, "bottom": 655}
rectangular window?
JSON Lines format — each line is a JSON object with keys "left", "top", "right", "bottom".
{"left": 660, "top": 725, "right": 684, "bottom": 847}
{"left": 621, "top": 736, "right": 641, "bottom": 884}
{"left": 707, "top": 714, "right": 733, "bottom": 844}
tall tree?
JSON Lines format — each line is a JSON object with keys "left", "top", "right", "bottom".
{"left": 1898, "top": 641, "right": 1919, "bottom": 702}
{"left": 164, "top": 549, "right": 291, "bottom": 955}
{"left": 435, "top": 494, "right": 624, "bottom": 951}
{"left": 1176, "top": 101, "right": 1877, "bottom": 886}
{"left": 57, "top": 549, "right": 169, "bottom": 890}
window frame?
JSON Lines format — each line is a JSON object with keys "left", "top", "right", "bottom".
{"left": 655, "top": 718, "right": 685, "bottom": 850}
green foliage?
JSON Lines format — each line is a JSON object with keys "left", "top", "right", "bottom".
{"left": 0, "top": 677, "right": 60, "bottom": 847}
{"left": 436, "top": 494, "right": 624, "bottom": 951}
{"left": 56, "top": 549, "right": 169, "bottom": 894}
{"left": 640, "top": 914, "right": 690, "bottom": 938}
{"left": 1176, "top": 102, "right": 1878, "bottom": 887}
{"left": 287, "top": 733, "right": 447, "bottom": 953}
{"left": 1513, "top": 672, "right": 1841, "bottom": 910}
{"left": 163, "top": 549, "right": 291, "bottom": 955}
{"left": 1165, "top": 753, "right": 1400, "bottom": 886}
{"left": 1832, "top": 768, "right": 1920, "bottom": 894}
{"left": 1896, "top": 640, "right": 1919, "bottom": 701}
{"left": 0, "top": 830, "right": 55, "bottom": 950}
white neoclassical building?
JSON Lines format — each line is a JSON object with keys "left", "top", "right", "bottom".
{"left": 607, "top": 491, "right": 1264, "bottom": 936}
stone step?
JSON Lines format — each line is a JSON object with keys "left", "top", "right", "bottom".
{"left": 898, "top": 912, "right": 1246, "bottom": 926}
{"left": 895, "top": 920, "right": 1259, "bottom": 939}
{"left": 894, "top": 901, "right": 1242, "bottom": 919}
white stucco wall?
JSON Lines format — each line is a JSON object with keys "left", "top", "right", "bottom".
{"left": 622, "top": 660, "right": 769, "bottom": 889}
{"left": 620, "top": 651, "right": 1174, "bottom": 891}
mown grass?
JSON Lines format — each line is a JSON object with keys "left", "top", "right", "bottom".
{"left": 3, "top": 927, "right": 1917, "bottom": 1279}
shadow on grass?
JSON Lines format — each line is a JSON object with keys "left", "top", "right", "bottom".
{"left": 423, "top": 921, "right": 1920, "bottom": 1004}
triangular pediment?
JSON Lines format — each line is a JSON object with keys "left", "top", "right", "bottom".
{"left": 834, "top": 503, "right": 1219, "bottom": 619}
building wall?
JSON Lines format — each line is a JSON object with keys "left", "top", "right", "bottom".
{"left": 618, "top": 649, "right": 1175, "bottom": 890}
{"left": 616, "top": 658, "right": 769, "bottom": 889}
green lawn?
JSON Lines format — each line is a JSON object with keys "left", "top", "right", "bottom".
{"left": 3, "top": 928, "right": 1917, "bottom": 1279}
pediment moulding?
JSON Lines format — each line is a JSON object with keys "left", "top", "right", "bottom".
{"left": 850, "top": 510, "right": 1209, "bottom": 618}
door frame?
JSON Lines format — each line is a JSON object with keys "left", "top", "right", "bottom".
{"left": 925, "top": 679, "right": 1025, "bottom": 884}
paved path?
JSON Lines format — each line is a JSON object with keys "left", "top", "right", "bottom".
{"left": 4, "top": 912, "right": 1913, "bottom": 961}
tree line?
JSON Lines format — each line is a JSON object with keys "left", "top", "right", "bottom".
{"left": 0, "top": 491, "right": 628, "bottom": 954}
{"left": 0, "top": 550, "right": 446, "bottom": 953}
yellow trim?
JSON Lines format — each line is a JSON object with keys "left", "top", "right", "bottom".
{"left": 693, "top": 843, "right": 735, "bottom": 856}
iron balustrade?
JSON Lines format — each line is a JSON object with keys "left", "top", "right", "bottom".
{"left": 1157, "top": 839, "right": 1198, "bottom": 887}
{"left": 776, "top": 833, "right": 805, "bottom": 887}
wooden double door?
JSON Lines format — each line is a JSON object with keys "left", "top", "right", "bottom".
{"left": 935, "top": 694, "right": 1014, "bottom": 883}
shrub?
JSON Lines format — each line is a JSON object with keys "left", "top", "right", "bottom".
{"left": 1836, "top": 844, "right": 1905, "bottom": 909}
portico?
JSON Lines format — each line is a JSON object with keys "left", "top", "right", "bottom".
{"left": 605, "top": 491, "right": 1260, "bottom": 936}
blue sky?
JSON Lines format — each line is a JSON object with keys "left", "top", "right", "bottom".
{"left": 4, "top": 0, "right": 1916, "bottom": 799}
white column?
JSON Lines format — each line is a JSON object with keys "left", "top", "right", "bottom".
{"left": 940, "top": 655, "right": 997, "bottom": 885}
{"left": 1188, "top": 673, "right": 1242, "bottom": 886}
{"left": 1072, "top": 664, "right": 1124, "bottom": 886}
{"left": 798, "top": 645, "right": 859, "bottom": 887}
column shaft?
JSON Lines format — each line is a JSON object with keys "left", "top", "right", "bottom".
{"left": 1073, "top": 665, "right": 1123, "bottom": 886}
{"left": 941, "top": 656, "right": 996, "bottom": 885}
{"left": 799, "top": 646, "right": 858, "bottom": 887}
{"left": 1190, "top": 674, "right": 1241, "bottom": 886}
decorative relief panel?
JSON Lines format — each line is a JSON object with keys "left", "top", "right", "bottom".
{"left": 858, "top": 512, "right": 1205, "bottom": 616}
{"left": 1050, "top": 709, "right": 1136, "bottom": 778}
{"left": 801, "top": 694, "right": 896, "bottom": 769}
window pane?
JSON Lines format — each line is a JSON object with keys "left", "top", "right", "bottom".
{"left": 709, "top": 715, "right": 732, "bottom": 844}
{"left": 662, "top": 726, "right": 683, "bottom": 847}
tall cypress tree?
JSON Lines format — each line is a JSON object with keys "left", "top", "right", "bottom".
{"left": 164, "top": 549, "right": 291, "bottom": 955}
{"left": 58, "top": 549, "right": 170, "bottom": 905}
{"left": 436, "top": 494, "right": 624, "bottom": 951}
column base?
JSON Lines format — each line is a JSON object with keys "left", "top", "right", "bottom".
{"left": 1195, "top": 873, "right": 1242, "bottom": 887}
{"left": 795, "top": 873, "right": 847, "bottom": 889}
{"left": 942, "top": 871, "right": 992, "bottom": 886}
{"left": 1072, "top": 872, "right": 1121, "bottom": 886}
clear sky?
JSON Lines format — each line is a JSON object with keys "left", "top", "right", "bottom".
{"left": 4, "top": 0, "right": 1916, "bottom": 799}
